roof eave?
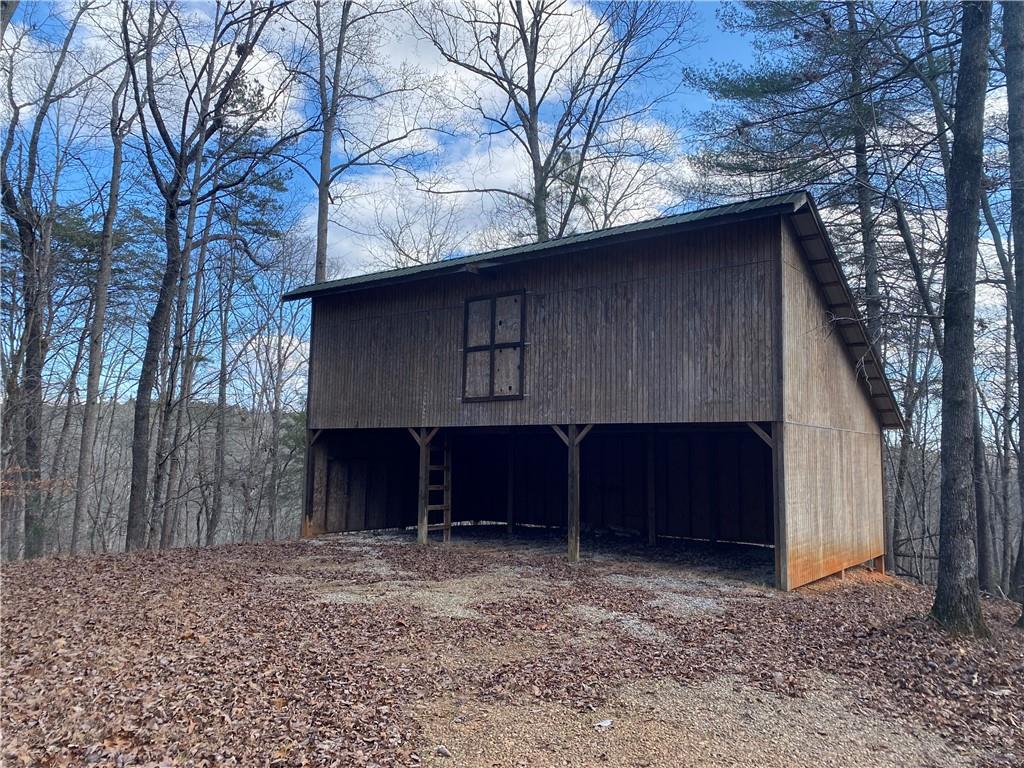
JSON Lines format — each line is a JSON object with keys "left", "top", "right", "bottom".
{"left": 789, "top": 195, "right": 904, "bottom": 430}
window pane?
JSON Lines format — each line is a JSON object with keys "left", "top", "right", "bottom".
{"left": 466, "top": 299, "right": 492, "bottom": 347}
{"left": 494, "top": 294, "right": 522, "bottom": 343}
{"left": 464, "top": 350, "right": 491, "bottom": 398}
{"left": 493, "top": 347, "right": 521, "bottom": 396}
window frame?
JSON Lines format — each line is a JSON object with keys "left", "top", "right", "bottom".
{"left": 461, "top": 290, "right": 526, "bottom": 402}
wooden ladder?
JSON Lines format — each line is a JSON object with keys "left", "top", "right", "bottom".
{"left": 425, "top": 436, "right": 452, "bottom": 542}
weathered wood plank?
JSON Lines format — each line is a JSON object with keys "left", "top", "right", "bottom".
{"left": 307, "top": 218, "right": 780, "bottom": 430}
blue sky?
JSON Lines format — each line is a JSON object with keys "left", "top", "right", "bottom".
{"left": 680, "top": 1, "right": 758, "bottom": 111}
{"left": 6, "top": 1, "right": 763, "bottom": 279}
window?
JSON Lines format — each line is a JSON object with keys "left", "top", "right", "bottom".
{"left": 462, "top": 291, "right": 525, "bottom": 401}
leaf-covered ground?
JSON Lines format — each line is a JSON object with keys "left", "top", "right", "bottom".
{"left": 2, "top": 530, "right": 1021, "bottom": 767}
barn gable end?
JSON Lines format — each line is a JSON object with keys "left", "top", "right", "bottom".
{"left": 777, "top": 219, "right": 885, "bottom": 590}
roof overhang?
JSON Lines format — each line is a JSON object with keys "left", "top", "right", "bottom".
{"left": 788, "top": 195, "right": 903, "bottom": 429}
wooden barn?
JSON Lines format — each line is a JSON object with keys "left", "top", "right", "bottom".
{"left": 284, "top": 191, "right": 902, "bottom": 590}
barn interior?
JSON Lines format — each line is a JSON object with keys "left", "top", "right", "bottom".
{"left": 309, "top": 424, "right": 775, "bottom": 552}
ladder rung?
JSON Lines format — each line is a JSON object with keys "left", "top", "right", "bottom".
{"left": 428, "top": 484, "right": 448, "bottom": 491}
{"left": 426, "top": 524, "right": 450, "bottom": 531}
{"left": 428, "top": 465, "right": 449, "bottom": 471}
{"left": 426, "top": 504, "right": 449, "bottom": 511}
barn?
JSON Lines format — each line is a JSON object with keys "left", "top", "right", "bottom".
{"left": 284, "top": 191, "right": 902, "bottom": 590}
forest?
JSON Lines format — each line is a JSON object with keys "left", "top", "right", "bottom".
{"left": 3, "top": 0, "right": 1023, "bottom": 639}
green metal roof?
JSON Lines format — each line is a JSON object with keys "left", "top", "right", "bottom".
{"left": 282, "top": 191, "right": 808, "bottom": 301}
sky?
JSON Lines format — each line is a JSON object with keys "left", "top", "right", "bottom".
{"left": 6, "top": 1, "right": 761, "bottom": 281}
{"left": 305, "top": 1, "right": 762, "bottom": 279}
{"left": 678, "top": 1, "right": 758, "bottom": 111}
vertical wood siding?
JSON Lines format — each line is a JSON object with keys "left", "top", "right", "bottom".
{"left": 779, "top": 221, "right": 884, "bottom": 589}
{"left": 308, "top": 219, "right": 780, "bottom": 429}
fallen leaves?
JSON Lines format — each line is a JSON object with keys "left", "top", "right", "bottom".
{"left": 1, "top": 535, "right": 1021, "bottom": 767}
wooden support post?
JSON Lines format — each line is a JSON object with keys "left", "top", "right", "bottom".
{"left": 772, "top": 422, "right": 790, "bottom": 591}
{"left": 307, "top": 440, "right": 328, "bottom": 538}
{"left": 417, "top": 430, "right": 429, "bottom": 545}
{"left": 553, "top": 424, "right": 590, "bottom": 563}
{"left": 506, "top": 435, "right": 515, "bottom": 531}
{"left": 871, "top": 554, "right": 886, "bottom": 575}
{"left": 567, "top": 424, "right": 580, "bottom": 563}
{"left": 409, "top": 427, "right": 439, "bottom": 545}
{"left": 443, "top": 439, "right": 452, "bottom": 544}
{"left": 646, "top": 432, "right": 656, "bottom": 546}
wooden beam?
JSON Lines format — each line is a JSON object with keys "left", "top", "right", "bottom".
{"left": 746, "top": 422, "right": 773, "bottom": 449}
{"left": 442, "top": 436, "right": 452, "bottom": 543}
{"left": 575, "top": 423, "right": 594, "bottom": 445}
{"left": 310, "top": 428, "right": 324, "bottom": 446}
{"left": 506, "top": 435, "right": 515, "bottom": 529}
{"left": 308, "top": 441, "right": 328, "bottom": 539}
{"left": 567, "top": 424, "right": 580, "bottom": 563}
{"left": 646, "top": 432, "right": 656, "bottom": 546}
{"left": 551, "top": 424, "right": 570, "bottom": 446}
{"left": 408, "top": 426, "right": 440, "bottom": 448}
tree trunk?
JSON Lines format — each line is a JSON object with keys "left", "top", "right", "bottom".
{"left": 20, "top": 219, "right": 45, "bottom": 559}
{"left": 70, "top": 115, "right": 125, "bottom": 555}
{"left": 125, "top": 197, "right": 185, "bottom": 551}
{"left": 148, "top": 256, "right": 189, "bottom": 550}
{"left": 1003, "top": 0, "right": 1024, "bottom": 604}
{"left": 161, "top": 204, "right": 212, "bottom": 549}
{"left": 845, "top": 1, "right": 881, "bottom": 345}
{"left": 931, "top": 0, "right": 991, "bottom": 636}
{"left": 893, "top": 318, "right": 923, "bottom": 575}
{"left": 264, "top": 321, "right": 286, "bottom": 541}
{"left": 42, "top": 308, "right": 90, "bottom": 550}
{"left": 312, "top": 0, "right": 351, "bottom": 282}
{"left": 973, "top": 393, "right": 995, "bottom": 593}
{"left": 314, "top": 119, "right": 333, "bottom": 282}
{"left": 207, "top": 255, "right": 235, "bottom": 546}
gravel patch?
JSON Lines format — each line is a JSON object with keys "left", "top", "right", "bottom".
{"left": 316, "top": 565, "right": 553, "bottom": 619}
{"left": 570, "top": 604, "right": 674, "bottom": 644}
{"left": 414, "top": 674, "right": 974, "bottom": 768}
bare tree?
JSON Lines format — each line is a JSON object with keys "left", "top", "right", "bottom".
{"left": 416, "top": 0, "right": 695, "bottom": 242}
{"left": 366, "top": 188, "right": 463, "bottom": 268}
{"left": 1002, "top": 0, "right": 1024, "bottom": 624}
{"left": 287, "top": 0, "right": 442, "bottom": 280}
{"left": 120, "top": 0, "right": 296, "bottom": 550}
{"left": 931, "top": 0, "right": 991, "bottom": 636}
{"left": 70, "top": 52, "right": 136, "bottom": 554}
{"left": 1, "top": 0, "right": 106, "bottom": 557}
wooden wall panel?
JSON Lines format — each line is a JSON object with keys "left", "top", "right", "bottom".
{"left": 782, "top": 425, "right": 883, "bottom": 587}
{"left": 780, "top": 222, "right": 884, "bottom": 589}
{"left": 308, "top": 219, "right": 781, "bottom": 429}
{"left": 581, "top": 429, "right": 774, "bottom": 544}
{"left": 781, "top": 223, "right": 879, "bottom": 433}
{"left": 318, "top": 430, "right": 419, "bottom": 534}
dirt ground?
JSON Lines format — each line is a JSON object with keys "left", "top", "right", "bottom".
{"left": 2, "top": 529, "right": 1022, "bottom": 767}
